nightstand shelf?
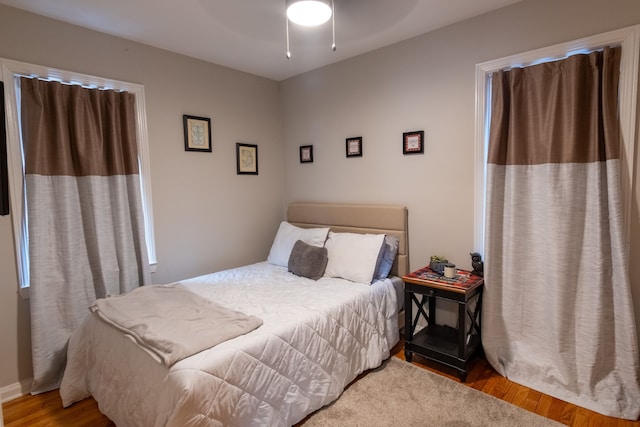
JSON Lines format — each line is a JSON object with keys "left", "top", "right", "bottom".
{"left": 403, "top": 266, "right": 484, "bottom": 382}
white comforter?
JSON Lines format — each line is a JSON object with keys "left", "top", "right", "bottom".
{"left": 60, "top": 262, "right": 399, "bottom": 426}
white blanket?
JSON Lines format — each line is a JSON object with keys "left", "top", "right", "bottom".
{"left": 60, "top": 262, "right": 399, "bottom": 426}
{"left": 90, "top": 284, "right": 263, "bottom": 366}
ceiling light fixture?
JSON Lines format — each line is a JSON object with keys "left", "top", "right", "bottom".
{"left": 287, "top": 0, "right": 331, "bottom": 26}
{"left": 286, "top": 0, "right": 336, "bottom": 59}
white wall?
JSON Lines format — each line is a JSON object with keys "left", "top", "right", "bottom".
{"left": 0, "top": 4, "right": 284, "bottom": 395}
{"left": 281, "top": 0, "right": 640, "bottom": 342}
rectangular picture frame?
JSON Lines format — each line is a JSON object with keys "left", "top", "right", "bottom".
{"left": 183, "top": 115, "right": 212, "bottom": 152}
{"left": 236, "top": 143, "right": 258, "bottom": 175}
{"left": 346, "top": 137, "right": 363, "bottom": 158}
{"left": 300, "top": 145, "right": 313, "bottom": 163}
{"left": 403, "top": 130, "right": 424, "bottom": 155}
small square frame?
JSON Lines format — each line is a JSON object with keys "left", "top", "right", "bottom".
{"left": 183, "top": 115, "right": 212, "bottom": 152}
{"left": 346, "top": 137, "right": 363, "bottom": 158}
{"left": 300, "top": 145, "right": 313, "bottom": 163}
{"left": 236, "top": 143, "right": 258, "bottom": 175}
{"left": 403, "top": 130, "right": 424, "bottom": 155}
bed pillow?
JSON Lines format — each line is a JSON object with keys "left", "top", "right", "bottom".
{"left": 267, "top": 221, "right": 330, "bottom": 267}
{"left": 373, "top": 235, "right": 400, "bottom": 280}
{"left": 323, "top": 232, "right": 385, "bottom": 283}
{"left": 288, "top": 240, "right": 329, "bottom": 280}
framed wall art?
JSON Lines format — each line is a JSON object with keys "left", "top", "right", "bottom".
{"left": 300, "top": 145, "right": 313, "bottom": 163}
{"left": 236, "top": 143, "right": 258, "bottom": 175}
{"left": 183, "top": 115, "right": 212, "bottom": 152}
{"left": 403, "top": 130, "right": 424, "bottom": 155}
{"left": 346, "top": 137, "right": 363, "bottom": 158}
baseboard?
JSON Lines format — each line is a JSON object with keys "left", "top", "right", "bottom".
{"left": 1, "top": 379, "right": 31, "bottom": 403}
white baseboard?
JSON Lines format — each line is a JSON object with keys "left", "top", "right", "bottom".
{"left": 1, "top": 379, "right": 31, "bottom": 403}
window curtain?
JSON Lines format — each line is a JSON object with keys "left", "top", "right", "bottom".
{"left": 1, "top": 81, "right": 9, "bottom": 216}
{"left": 482, "top": 47, "right": 640, "bottom": 420}
{"left": 21, "top": 77, "right": 151, "bottom": 393}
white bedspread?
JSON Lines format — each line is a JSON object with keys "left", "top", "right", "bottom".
{"left": 60, "top": 262, "right": 399, "bottom": 426}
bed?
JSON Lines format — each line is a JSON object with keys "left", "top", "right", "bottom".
{"left": 59, "top": 202, "right": 409, "bottom": 426}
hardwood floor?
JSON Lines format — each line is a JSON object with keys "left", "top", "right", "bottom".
{"left": 3, "top": 341, "right": 638, "bottom": 426}
{"left": 393, "top": 341, "right": 639, "bottom": 427}
{"left": 2, "top": 389, "right": 114, "bottom": 427}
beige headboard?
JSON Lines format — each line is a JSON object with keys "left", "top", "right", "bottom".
{"left": 287, "top": 202, "right": 409, "bottom": 277}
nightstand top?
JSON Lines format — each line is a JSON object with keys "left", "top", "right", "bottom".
{"left": 403, "top": 266, "right": 484, "bottom": 293}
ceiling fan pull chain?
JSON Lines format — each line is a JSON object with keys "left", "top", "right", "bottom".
{"left": 332, "top": 0, "right": 336, "bottom": 51}
{"left": 286, "top": 16, "right": 292, "bottom": 59}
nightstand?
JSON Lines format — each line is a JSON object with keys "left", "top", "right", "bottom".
{"left": 403, "top": 266, "right": 484, "bottom": 381}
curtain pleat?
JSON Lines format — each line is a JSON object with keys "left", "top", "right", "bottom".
{"left": 483, "top": 47, "right": 640, "bottom": 420}
{"left": 21, "top": 77, "right": 151, "bottom": 393}
{"left": 0, "top": 81, "right": 9, "bottom": 216}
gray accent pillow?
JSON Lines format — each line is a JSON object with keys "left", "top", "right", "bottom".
{"left": 288, "top": 239, "right": 329, "bottom": 280}
{"left": 374, "top": 235, "right": 399, "bottom": 280}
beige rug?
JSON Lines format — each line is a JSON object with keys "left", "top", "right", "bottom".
{"left": 302, "top": 357, "right": 563, "bottom": 427}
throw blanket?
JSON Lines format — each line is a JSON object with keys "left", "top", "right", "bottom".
{"left": 90, "top": 284, "right": 263, "bottom": 366}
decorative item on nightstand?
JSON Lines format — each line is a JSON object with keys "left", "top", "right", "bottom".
{"left": 443, "top": 263, "right": 456, "bottom": 279}
{"left": 429, "top": 255, "right": 448, "bottom": 275}
{"left": 470, "top": 252, "right": 483, "bottom": 277}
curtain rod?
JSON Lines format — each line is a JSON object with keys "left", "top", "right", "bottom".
{"left": 14, "top": 74, "right": 121, "bottom": 91}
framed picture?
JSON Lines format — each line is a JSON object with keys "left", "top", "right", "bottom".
{"left": 346, "top": 137, "right": 363, "bottom": 158}
{"left": 403, "top": 130, "right": 424, "bottom": 155}
{"left": 300, "top": 145, "right": 313, "bottom": 163}
{"left": 236, "top": 143, "right": 258, "bottom": 175}
{"left": 183, "top": 115, "right": 212, "bottom": 152}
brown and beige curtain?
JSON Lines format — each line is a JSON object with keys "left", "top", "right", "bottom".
{"left": 21, "top": 77, "right": 151, "bottom": 393}
{"left": 482, "top": 47, "right": 640, "bottom": 420}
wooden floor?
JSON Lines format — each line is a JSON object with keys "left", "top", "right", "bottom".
{"left": 3, "top": 341, "right": 638, "bottom": 426}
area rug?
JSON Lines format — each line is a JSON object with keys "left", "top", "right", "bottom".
{"left": 302, "top": 357, "right": 563, "bottom": 427}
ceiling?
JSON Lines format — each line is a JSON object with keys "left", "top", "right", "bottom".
{"left": 0, "top": 0, "right": 521, "bottom": 81}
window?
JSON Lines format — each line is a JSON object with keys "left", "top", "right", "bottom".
{"left": 473, "top": 25, "right": 640, "bottom": 254}
{"left": 1, "top": 58, "right": 157, "bottom": 293}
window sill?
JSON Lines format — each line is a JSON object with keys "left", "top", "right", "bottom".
{"left": 19, "top": 263, "right": 158, "bottom": 299}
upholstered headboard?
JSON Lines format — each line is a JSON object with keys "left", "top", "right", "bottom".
{"left": 287, "top": 202, "right": 409, "bottom": 277}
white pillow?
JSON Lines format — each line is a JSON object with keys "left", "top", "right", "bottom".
{"left": 267, "top": 222, "right": 330, "bottom": 267}
{"left": 324, "top": 232, "right": 385, "bottom": 283}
